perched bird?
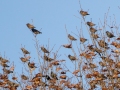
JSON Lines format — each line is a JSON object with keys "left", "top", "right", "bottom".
{"left": 44, "top": 54, "right": 54, "bottom": 62}
{"left": 31, "top": 28, "right": 42, "bottom": 35}
{"left": 99, "top": 61, "right": 106, "bottom": 67}
{"left": 68, "top": 54, "right": 77, "bottom": 61}
{"left": 0, "top": 58, "right": 9, "bottom": 63}
{"left": 68, "top": 34, "right": 77, "bottom": 41}
{"left": 91, "top": 33, "right": 99, "bottom": 39}
{"left": 90, "top": 27, "right": 97, "bottom": 33}
{"left": 28, "top": 62, "right": 37, "bottom": 69}
{"left": 89, "top": 63, "right": 97, "bottom": 68}
{"left": 80, "top": 10, "right": 89, "bottom": 16}
{"left": 98, "top": 40, "right": 109, "bottom": 49}
{"left": 41, "top": 47, "right": 49, "bottom": 53}
{"left": 35, "top": 73, "right": 43, "bottom": 77}
{"left": 26, "top": 23, "right": 35, "bottom": 29}
{"left": 51, "top": 71, "right": 58, "bottom": 80}
{"left": 95, "top": 48, "right": 102, "bottom": 53}
{"left": 3, "top": 68, "right": 13, "bottom": 74}
{"left": 62, "top": 43, "right": 72, "bottom": 48}
{"left": 87, "top": 45, "right": 95, "bottom": 52}
{"left": 87, "top": 22, "right": 95, "bottom": 27}
{"left": 21, "top": 74, "right": 28, "bottom": 80}
{"left": 21, "top": 48, "right": 30, "bottom": 55}
{"left": 106, "top": 31, "right": 115, "bottom": 38}
{"left": 45, "top": 75, "right": 51, "bottom": 80}
{"left": 101, "top": 56, "right": 110, "bottom": 62}
{"left": 20, "top": 57, "right": 30, "bottom": 63}
{"left": 80, "top": 38, "right": 87, "bottom": 43}
{"left": 0, "top": 62, "right": 9, "bottom": 67}
{"left": 94, "top": 48, "right": 102, "bottom": 56}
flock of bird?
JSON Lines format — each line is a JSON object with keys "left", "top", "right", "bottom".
{"left": 0, "top": 9, "right": 119, "bottom": 90}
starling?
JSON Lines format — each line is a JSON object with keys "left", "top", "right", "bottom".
{"left": 95, "top": 48, "right": 102, "bottom": 53}
{"left": 94, "top": 48, "right": 102, "bottom": 56}
{"left": 87, "top": 22, "right": 95, "bottom": 27}
{"left": 20, "top": 57, "right": 29, "bottom": 62}
{"left": 91, "top": 33, "right": 99, "bottom": 39}
{"left": 63, "top": 44, "right": 72, "bottom": 48}
{"left": 0, "top": 62, "right": 9, "bottom": 67}
{"left": 3, "top": 68, "right": 13, "bottom": 74}
{"left": 106, "top": 31, "right": 115, "bottom": 38}
{"left": 98, "top": 40, "right": 109, "bottom": 49}
{"left": 51, "top": 71, "right": 58, "bottom": 80}
{"left": 26, "top": 23, "right": 35, "bottom": 29}
{"left": 21, "top": 48, "right": 30, "bottom": 55}
{"left": 89, "top": 63, "right": 97, "bottom": 68}
{"left": 31, "top": 28, "right": 42, "bottom": 35}
{"left": 41, "top": 47, "right": 49, "bottom": 53}
{"left": 90, "top": 27, "right": 97, "bottom": 33}
{"left": 35, "top": 73, "right": 43, "bottom": 77}
{"left": 68, "top": 34, "right": 77, "bottom": 41}
{"left": 45, "top": 75, "right": 51, "bottom": 80}
{"left": 44, "top": 54, "right": 54, "bottom": 62}
{"left": 80, "top": 10, "right": 89, "bottom": 16}
{"left": 87, "top": 45, "right": 95, "bottom": 52}
{"left": 28, "top": 62, "right": 37, "bottom": 69}
{"left": 99, "top": 61, "right": 106, "bottom": 67}
{"left": 21, "top": 75, "right": 28, "bottom": 80}
{"left": 68, "top": 54, "right": 77, "bottom": 61}
{"left": 0, "top": 58, "right": 9, "bottom": 63}
{"left": 80, "top": 38, "right": 87, "bottom": 43}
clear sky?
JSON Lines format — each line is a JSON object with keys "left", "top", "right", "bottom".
{"left": 0, "top": 0, "right": 120, "bottom": 84}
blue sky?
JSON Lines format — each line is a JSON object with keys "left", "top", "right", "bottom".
{"left": 0, "top": 0, "right": 120, "bottom": 83}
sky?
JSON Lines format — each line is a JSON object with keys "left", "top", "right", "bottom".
{"left": 0, "top": 0, "right": 120, "bottom": 86}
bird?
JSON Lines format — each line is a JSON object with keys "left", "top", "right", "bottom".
{"left": 68, "top": 54, "right": 77, "bottom": 61}
{"left": 80, "top": 10, "right": 89, "bottom": 16}
{"left": 26, "top": 23, "right": 35, "bottom": 29}
{"left": 51, "top": 71, "right": 58, "bottom": 80}
{"left": 80, "top": 38, "right": 87, "bottom": 43}
{"left": 28, "top": 62, "right": 37, "bottom": 69}
{"left": 20, "top": 57, "right": 30, "bottom": 63}
{"left": 90, "top": 27, "right": 97, "bottom": 33}
{"left": 3, "top": 68, "right": 13, "bottom": 74}
{"left": 89, "top": 63, "right": 97, "bottom": 68}
{"left": 99, "top": 62, "right": 106, "bottom": 67}
{"left": 87, "top": 22, "right": 95, "bottom": 27}
{"left": 62, "top": 43, "right": 72, "bottom": 48}
{"left": 0, "top": 58, "right": 9, "bottom": 63}
{"left": 68, "top": 34, "right": 77, "bottom": 41}
{"left": 94, "top": 48, "right": 102, "bottom": 56}
{"left": 106, "top": 31, "right": 115, "bottom": 38}
{"left": 31, "top": 28, "right": 42, "bottom": 35}
{"left": 91, "top": 33, "right": 99, "bottom": 39}
{"left": 44, "top": 54, "right": 54, "bottom": 62}
{"left": 0, "top": 62, "right": 9, "bottom": 67}
{"left": 21, "top": 48, "right": 30, "bottom": 55}
{"left": 98, "top": 40, "right": 109, "bottom": 49}
{"left": 87, "top": 45, "right": 95, "bottom": 52}
{"left": 45, "top": 75, "right": 51, "bottom": 80}
{"left": 41, "top": 47, "right": 49, "bottom": 53}
{"left": 21, "top": 74, "right": 28, "bottom": 80}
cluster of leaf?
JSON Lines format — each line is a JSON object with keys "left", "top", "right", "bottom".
{"left": 0, "top": 8, "right": 120, "bottom": 90}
